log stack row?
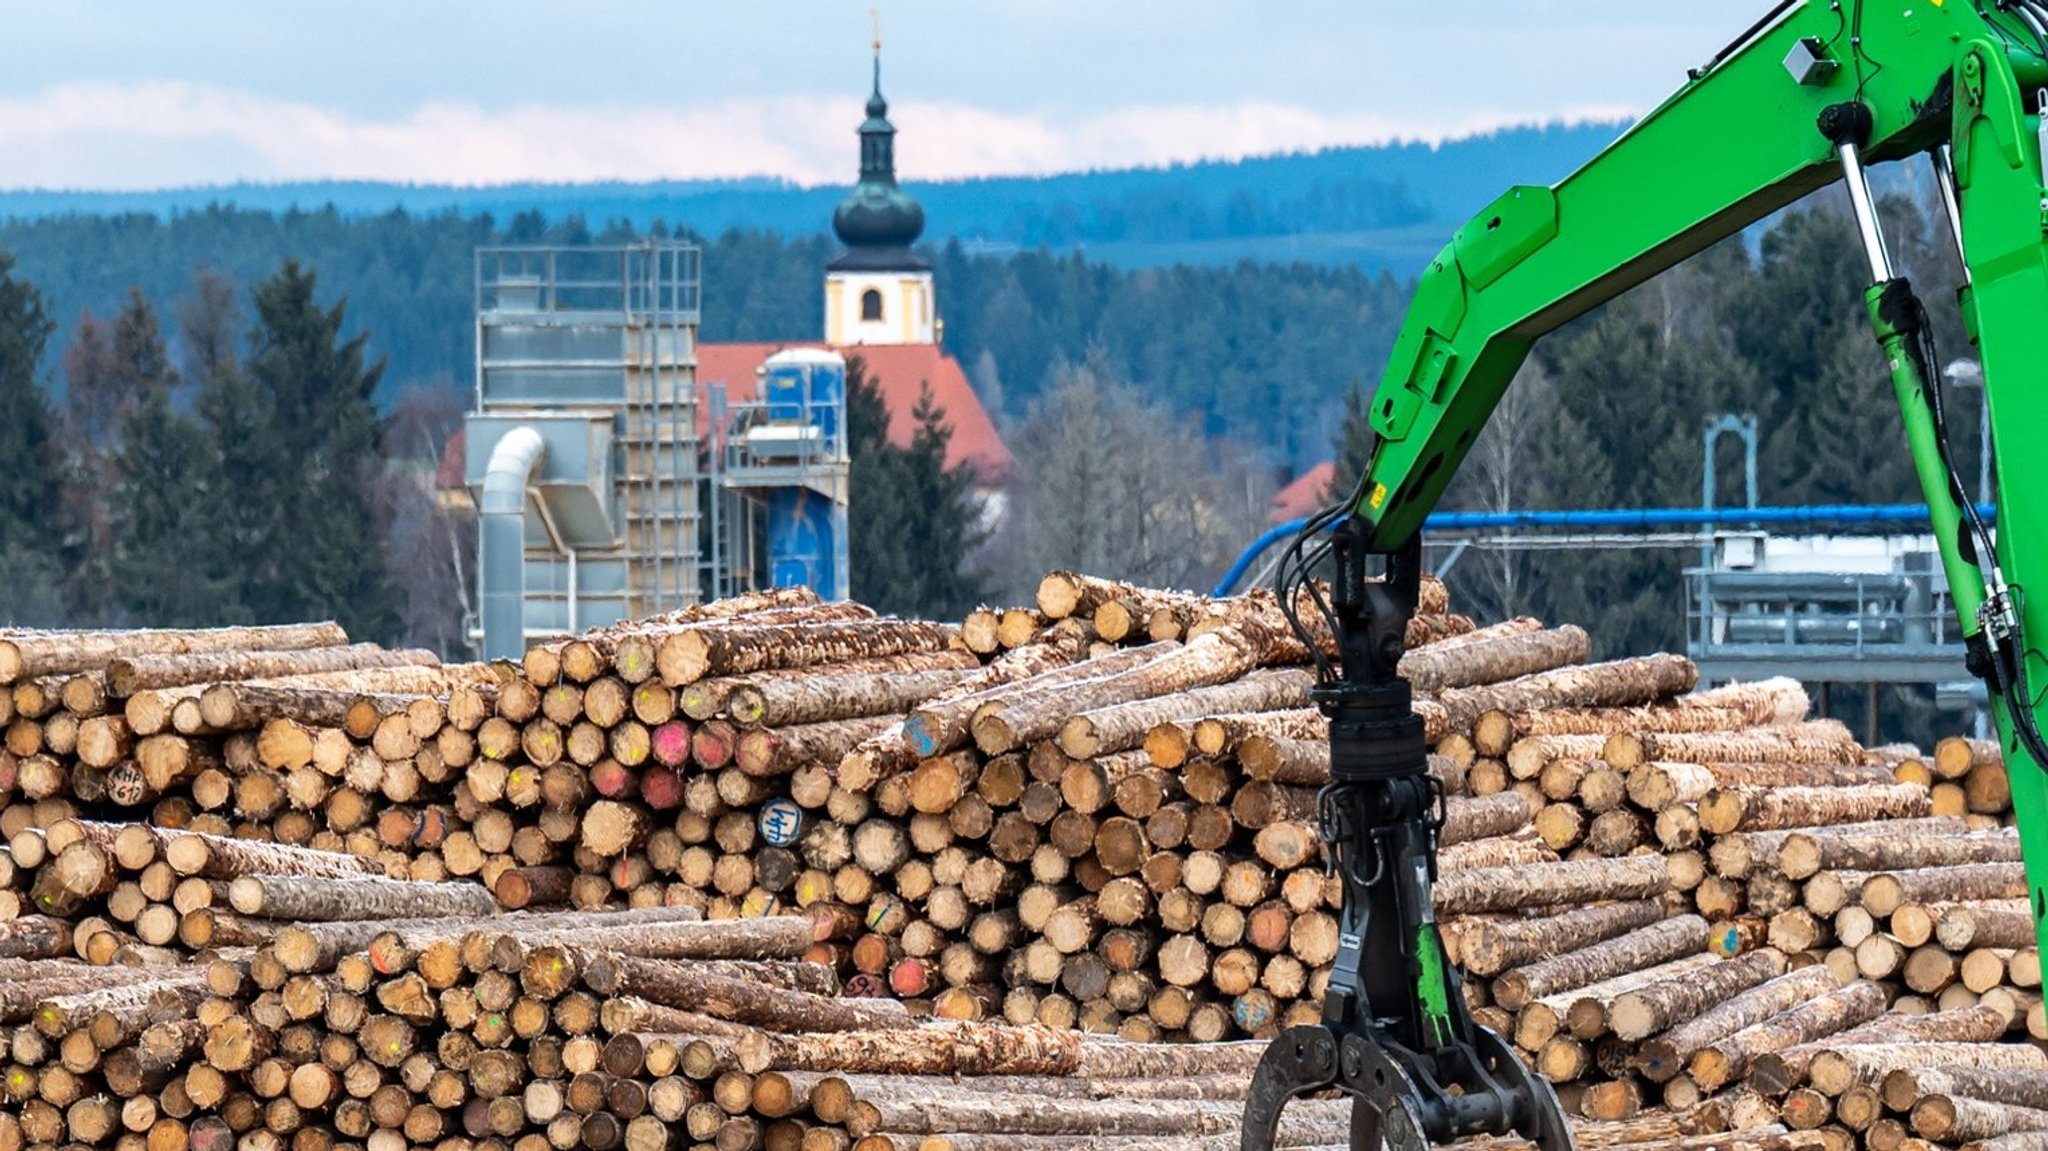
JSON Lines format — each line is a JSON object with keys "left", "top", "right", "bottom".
{"left": 0, "top": 591, "right": 934, "bottom": 949}
{"left": 0, "top": 835, "right": 1818, "bottom": 1151}
{"left": 2, "top": 573, "right": 2047, "bottom": 1151}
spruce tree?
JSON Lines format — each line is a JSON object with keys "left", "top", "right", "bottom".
{"left": 223, "top": 261, "right": 399, "bottom": 640}
{"left": 0, "top": 254, "right": 66, "bottom": 623}
{"left": 67, "top": 290, "right": 184, "bottom": 622}
{"left": 112, "top": 383, "right": 238, "bottom": 625}
{"left": 845, "top": 359, "right": 990, "bottom": 618}
{"left": 1325, "top": 380, "right": 1376, "bottom": 504}
{"left": 898, "top": 383, "right": 991, "bottom": 617}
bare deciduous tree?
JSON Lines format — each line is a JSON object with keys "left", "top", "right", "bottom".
{"left": 1440, "top": 360, "right": 1556, "bottom": 623}
{"left": 374, "top": 383, "right": 476, "bottom": 657}
{"left": 999, "top": 357, "right": 1267, "bottom": 601}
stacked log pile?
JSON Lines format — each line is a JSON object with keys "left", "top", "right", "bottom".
{"left": 3, "top": 574, "right": 2047, "bottom": 1151}
{"left": 0, "top": 591, "right": 929, "bottom": 945}
{"left": 0, "top": 833, "right": 1812, "bottom": 1151}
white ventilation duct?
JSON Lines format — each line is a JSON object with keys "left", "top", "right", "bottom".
{"left": 479, "top": 426, "right": 547, "bottom": 661}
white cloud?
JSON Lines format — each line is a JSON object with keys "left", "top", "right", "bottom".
{"left": 0, "top": 81, "right": 1637, "bottom": 191}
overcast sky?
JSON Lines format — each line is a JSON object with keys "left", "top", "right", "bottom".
{"left": 0, "top": 2, "right": 1761, "bottom": 190}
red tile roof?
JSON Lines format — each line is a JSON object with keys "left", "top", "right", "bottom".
{"left": 1270, "top": 461, "right": 1336, "bottom": 524}
{"left": 436, "top": 341, "right": 1015, "bottom": 491}
{"left": 697, "top": 341, "right": 1014, "bottom": 483}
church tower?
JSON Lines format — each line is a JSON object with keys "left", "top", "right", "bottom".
{"left": 824, "top": 37, "right": 935, "bottom": 346}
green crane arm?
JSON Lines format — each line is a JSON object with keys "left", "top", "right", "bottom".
{"left": 1349, "top": 0, "right": 2048, "bottom": 930}
{"left": 1248, "top": 6, "right": 2048, "bottom": 1145}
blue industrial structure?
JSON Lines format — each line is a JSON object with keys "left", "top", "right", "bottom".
{"left": 1213, "top": 503, "right": 2001, "bottom": 598}
{"left": 724, "top": 349, "right": 852, "bottom": 602}
{"left": 1219, "top": 499, "right": 1999, "bottom": 733}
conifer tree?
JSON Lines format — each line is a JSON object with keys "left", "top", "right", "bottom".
{"left": 208, "top": 261, "right": 399, "bottom": 640}
{"left": 111, "top": 376, "right": 236, "bottom": 626}
{"left": 65, "top": 290, "right": 185, "bottom": 622}
{"left": 0, "top": 254, "right": 66, "bottom": 623}
{"left": 1325, "top": 380, "right": 1376, "bottom": 505}
{"left": 845, "top": 358, "right": 990, "bottom": 618}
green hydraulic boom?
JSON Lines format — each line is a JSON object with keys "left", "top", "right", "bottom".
{"left": 1241, "top": 3, "right": 2048, "bottom": 1149}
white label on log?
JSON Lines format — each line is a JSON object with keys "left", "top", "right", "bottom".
{"left": 759, "top": 798, "right": 802, "bottom": 846}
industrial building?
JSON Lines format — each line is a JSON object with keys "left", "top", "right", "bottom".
{"left": 451, "top": 46, "right": 1009, "bottom": 658}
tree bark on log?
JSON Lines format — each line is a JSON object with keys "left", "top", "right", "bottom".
{"left": 723, "top": 1020, "right": 1084, "bottom": 1076}
{"left": 1780, "top": 831, "right": 2019, "bottom": 881}
{"left": 1937, "top": 901, "right": 2037, "bottom": 950}
{"left": 836, "top": 622, "right": 1100, "bottom": 789}
{"left": 1631, "top": 723, "right": 1863, "bottom": 767}
{"left": 1514, "top": 954, "right": 1724, "bottom": 1052}
{"left": 1708, "top": 817, "right": 1967, "bottom": 879}
{"left": 1681, "top": 677, "right": 1813, "bottom": 725}
{"left": 1056, "top": 669, "right": 1312, "bottom": 760}
{"left": 105, "top": 644, "right": 439, "bottom": 697}
{"left": 1859, "top": 864, "right": 2030, "bottom": 917}
{"left": 164, "top": 832, "right": 384, "bottom": 880}
{"left": 551, "top": 588, "right": 823, "bottom": 678}
{"left": 0, "top": 967, "right": 166, "bottom": 1020}
{"left": 1698, "top": 783, "right": 1932, "bottom": 835}
{"left": 1769, "top": 1013, "right": 2021, "bottom": 1094}
{"left": 735, "top": 716, "right": 900, "bottom": 778}
{"left": 973, "top": 630, "right": 1260, "bottom": 755}
{"left": 856, "top": 1092, "right": 1349, "bottom": 1139}
{"left": 904, "top": 643, "right": 1170, "bottom": 760}
{"left": 1441, "top": 793, "right": 1535, "bottom": 846}
{"left": 1913, "top": 1096, "right": 2048, "bottom": 1143}
{"left": 581, "top": 953, "right": 913, "bottom": 1033}
{"left": 1427, "top": 655, "right": 1699, "bottom": 735}
{"left": 1493, "top": 915, "right": 1708, "bottom": 1010}
{"left": 1435, "top": 856, "right": 1668, "bottom": 916}
{"left": 720, "top": 651, "right": 979, "bottom": 727}
{"left": 226, "top": 874, "right": 497, "bottom": 920}
{"left": 0, "top": 622, "right": 349, "bottom": 684}
{"left": 660, "top": 619, "right": 953, "bottom": 686}
{"left": 505, "top": 916, "right": 810, "bottom": 961}
{"left": 0, "top": 916, "right": 70, "bottom": 959}
{"left": 1508, "top": 704, "right": 1762, "bottom": 740}
{"left": 1826, "top": 1044, "right": 2048, "bottom": 1097}
{"left": 196, "top": 669, "right": 487, "bottom": 732}
{"left": 1686, "top": 981, "right": 1889, "bottom": 1092}
{"left": 1398, "top": 626, "right": 1591, "bottom": 695}
{"left": 1883, "top": 1065, "right": 2048, "bottom": 1114}
{"left": 1608, "top": 948, "right": 1790, "bottom": 1041}
{"left": 1637, "top": 966, "right": 1843, "bottom": 1082}
{"left": 1457, "top": 900, "right": 1664, "bottom": 978}
{"left": 274, "top": 905, "right": 701, "bottom": 972}
{"left": 1183, "top": 589, "right": 1341, "bottom": 665}
{"left": 33, "top": 977, "right": 208, "bottom": 1037}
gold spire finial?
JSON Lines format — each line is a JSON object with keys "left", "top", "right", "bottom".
{"left": 870, "top": 7, "right": 882, "bottom": 55}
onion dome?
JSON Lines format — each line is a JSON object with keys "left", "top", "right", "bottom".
{"left": 830, "top": 53, "right": 928, "bottom": 271}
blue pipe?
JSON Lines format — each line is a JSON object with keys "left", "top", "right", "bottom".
{"left": 1211, "top": 502, "right": 2001, "bottom": 597}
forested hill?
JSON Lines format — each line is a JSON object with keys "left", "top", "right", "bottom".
{"left": 0, "top": 217, "right": 1412, "bottom": 473}
{"left": 0, "top": 124, "right": 1625, "bottom": 472}
{"left": 0, "top": 122, "right": 1620, "bottom": 274}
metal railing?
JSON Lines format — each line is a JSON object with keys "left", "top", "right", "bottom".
{"left": 1686, "top": 567, "right": 1964, "bottom": 657}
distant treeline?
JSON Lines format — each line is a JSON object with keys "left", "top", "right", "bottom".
{"left": 0, "top": 210, "right": 1415, "bottom": 472}
{"left": 0, "top": 122, "right": 1621, "bottom": 265}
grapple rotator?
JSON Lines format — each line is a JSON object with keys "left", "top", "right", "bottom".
{"left": 1240, "top": 525, "right": 1571, "bottom": 1151}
